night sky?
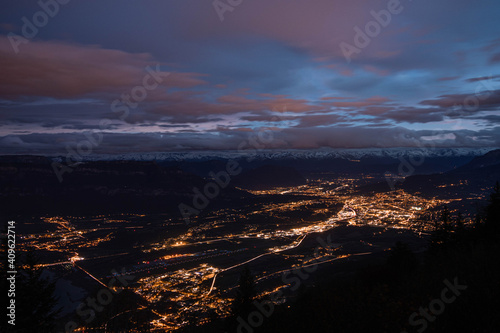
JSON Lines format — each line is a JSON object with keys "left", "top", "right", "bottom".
{"left": 1, "top": 0, "right": 500, "bottom": 154}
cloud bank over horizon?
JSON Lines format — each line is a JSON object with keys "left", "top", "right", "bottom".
{"left": 1, "top": 0, "right": 500, "bottom": 154}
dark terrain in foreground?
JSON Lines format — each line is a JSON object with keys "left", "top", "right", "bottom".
{"left": 0, "top": 149, "right": 499, "bottom": 332}
{"left": 181, "top": 192, "right": 500, "bottom": 333}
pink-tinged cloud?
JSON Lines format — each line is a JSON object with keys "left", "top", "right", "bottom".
{"left": 372, "top": 50, "right": 402, "bottom": 58}
{"left": 241, "top": 115, "right": 298, "bottom": 122}
{"left": 363, "top": 65, "right": 390, "bottom": 76}
{"left": 190, "top": 0, "right": 410, "bottom": 63}
{"left": 0, "top": 36, "right": 207, "bottom": 100}
{"left": 0, "top": 23, "right": 16, "bottom": 31}
{"left": 214, "top": 94, "right": 316, "bottom": 113}
{"left": 133, "top": 90, "right": 319, "bottom": 125}
{"left": 164, "top": 72, "right": 208, "bottom": 88}
{"left": 340, "top": 69, "right": 354, "bottom": 77}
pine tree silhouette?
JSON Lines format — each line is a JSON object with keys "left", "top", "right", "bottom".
{"left": 456, "top": 212, "right": 464, "bottom": 230}
{"left": 429, "top": 206, "right": 453, "bottom": 253}
{"left": 226, "top": 264, "right": 256, "bottom": 330}
{"left": 14, "top": 249, "right": 61, "bottom": 333}
{"left": 485, "top": 181, "right": 500, "bottom": 233}
{"left": 232, "top": 264, "right": 255, "bottom": 317}
{"left": 387, "top": 241, "right": 417, "bottom": 274}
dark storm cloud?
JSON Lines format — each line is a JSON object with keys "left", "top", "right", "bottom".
{"left": 420, "top": 90, "right": 500, "bottom": 110}
{"left": 381, "top": 107, "right": 445, "bottom": 124}
{"left": 294, "top": 114, "right": 348, "bottom": 128}
{"left": 470, "top": 115, "right": 500, "bottom": 125}
{"left": 465, "top": 75, "right": 500, "bottom": 83}
{"left": 240, "top": 114, "right": 298, "bottom": 123}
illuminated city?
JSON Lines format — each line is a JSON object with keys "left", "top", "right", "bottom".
{"left": 14, "top": 177, "right": 453, "bottom": 331}
{"left": 1, "top": 0, "right": 500, "bottom": 331}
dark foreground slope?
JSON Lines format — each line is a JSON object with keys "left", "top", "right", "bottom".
{"left": 181, "top": 185, "right": 500, "bottom": 333}
{"left": 255, "top": 231, "right": 500, "bottom": 333}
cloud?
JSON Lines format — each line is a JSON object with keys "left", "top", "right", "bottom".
{"left": 420, "top": 90, "right": 500, "bottom": 110}
{"left": 322, "top": 96, "right": 391, "bottom": 108}
{"left": 470, "top": 114, "right": 500, "bottom": 125}
{"left": 2, "top": 125, "right": 499, "bottom": 155}
{"left": 0, "top": 36, "right": 206, "bottom": 100}
{"left": 142, "top": 92, "right": 318, "bottom": 122}
{"left": 240, "top": 114, "right": 298, "bottom": 122}
{"left": 358, "top": 105, "right": 446, "bottom": 124}
{"left": 465, "top": 75, "right": 500, "bottom": 82}
{"left": 1, "top": 1, "right": 500, "bottom": 152}
{"left": 384, "top": 107, "right": 445, "bottom": 123}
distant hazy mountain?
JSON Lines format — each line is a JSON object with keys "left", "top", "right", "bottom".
{"left": 2, "top": 148, "right": 498, "bottom": 216}
{"left": 47, "top": 147, "right": 497, "bottom": 162}
{"left": 400, "top": 149, "right": 500, "bottom": 198}
{"left": 42, "top": 148, "right": 496, "bottom": 179}
{"left": 452, "top": 149, "right": 500, "bottom": 172}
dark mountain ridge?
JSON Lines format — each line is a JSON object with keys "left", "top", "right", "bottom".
{"left": 232, "top": 165, "right": 307, "bottom": 190}
{"left": 0, "top": 156, "right": 248, "bottom": 217}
